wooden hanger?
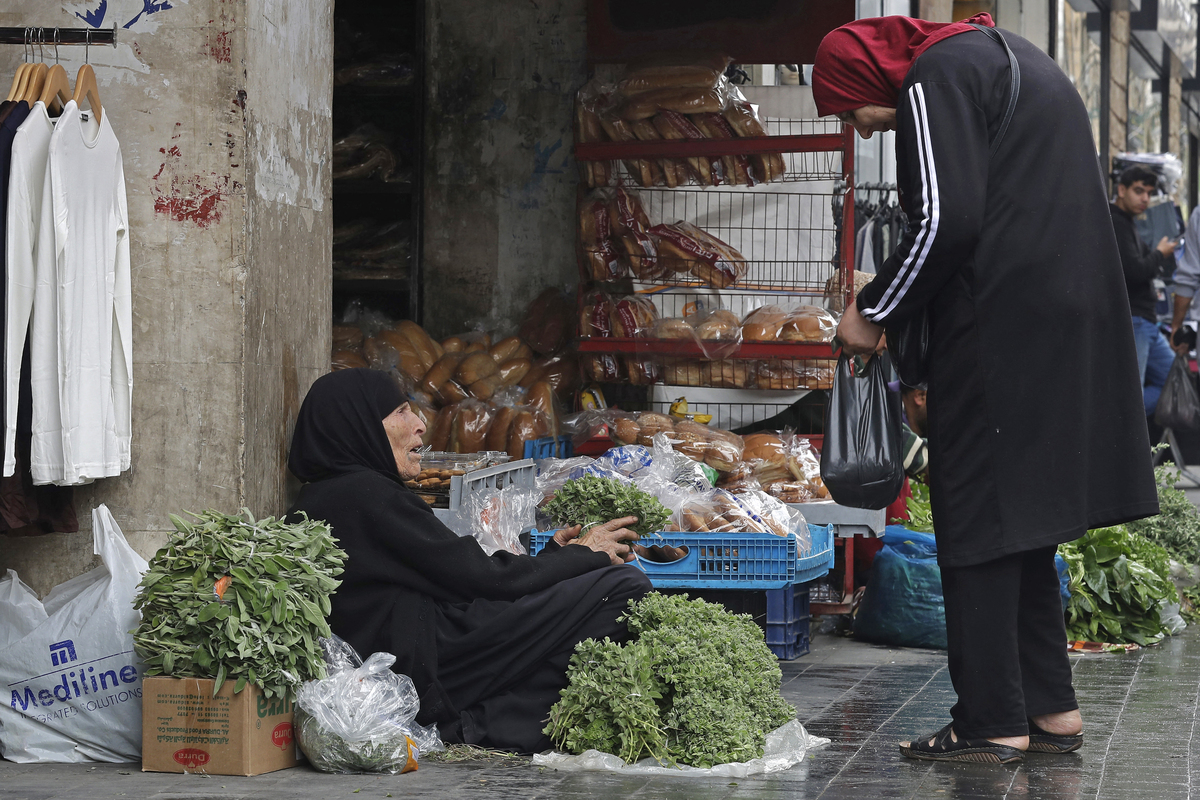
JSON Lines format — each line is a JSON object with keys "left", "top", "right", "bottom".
{"left": 7, "top": 63, "right": 30, "bottom": 103}
{"left": 20, "top": 63, "right": 48, "bottom": 105}
{"left": 72, "top": 64, "right": 101, "bottom": 123}
{"left": 38, "top": 64, "right": 71, "bottom": 115}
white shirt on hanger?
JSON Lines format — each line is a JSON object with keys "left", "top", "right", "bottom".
{"left": 4, "top": 101, "right": 55, "bottom": 478}
{"left": 29, "top": 100, "right": 132, "bottom": 485}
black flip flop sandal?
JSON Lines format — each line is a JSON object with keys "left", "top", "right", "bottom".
{"left": 899, "top": 723, "right": 1025, "bottom": 764}
{"left": 1027, "top": 718, "right": 1083, "bottom": 754}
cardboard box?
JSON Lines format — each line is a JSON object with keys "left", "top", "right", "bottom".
{"left": 141, "top": 676, "right": 301, "bottom": 776}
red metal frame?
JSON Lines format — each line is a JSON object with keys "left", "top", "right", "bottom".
{"left": 585, "top": 0, "right": 856, "bottom": 66}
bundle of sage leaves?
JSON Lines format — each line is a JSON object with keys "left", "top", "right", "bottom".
{"left": 132, "top": 510, "right": 346, "bottom": 699}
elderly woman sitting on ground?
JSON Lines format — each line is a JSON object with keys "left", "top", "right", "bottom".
{"left": 286, "top": 368, "right": 651, "bottom": 753}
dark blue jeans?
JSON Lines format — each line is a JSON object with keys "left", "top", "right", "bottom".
{"left": 1133, "top": 316, "right": 1174, "bottom": 416}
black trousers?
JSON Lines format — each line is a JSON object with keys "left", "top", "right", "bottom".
{"left": 940, "top": 546, "right": 1078, "bottom": 739}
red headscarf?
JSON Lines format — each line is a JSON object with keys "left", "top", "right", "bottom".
{"left": 812, "top": 13, "right": 995, "bottom": 117}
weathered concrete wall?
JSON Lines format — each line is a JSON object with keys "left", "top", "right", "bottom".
{"left": 423, "top": 0, "right": 585, "bottom": 338}
{"left": 0, "top": 0, "right": 331, "bottom": 596}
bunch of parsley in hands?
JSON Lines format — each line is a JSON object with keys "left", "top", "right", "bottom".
{"left": 543, "top": 476, "right": 670, "bottom": 537}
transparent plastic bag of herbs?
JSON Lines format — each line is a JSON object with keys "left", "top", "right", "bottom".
{"left": 295, "top": 637, "right": 443, "bottom": 774}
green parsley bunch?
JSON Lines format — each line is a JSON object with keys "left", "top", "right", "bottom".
{"left": 545, "top": 592, "right": 795, "bottom": 767}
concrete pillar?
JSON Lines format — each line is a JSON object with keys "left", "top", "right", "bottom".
{"left": 1109, "top": 10, "right": 1130, "bottom": 161}
{"left": 0, "top": 0, "right": 332, "bottom": 596}
{"left": 422, "top": 0, "right": 586, "bottom": 338}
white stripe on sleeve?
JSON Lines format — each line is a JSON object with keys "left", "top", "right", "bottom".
{"left": 862, "top": 83, "right": 941, "bottom": 321}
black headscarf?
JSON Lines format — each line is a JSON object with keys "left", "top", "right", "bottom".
{"left": 288, "top": 369, "right": 405, "bottom": 483}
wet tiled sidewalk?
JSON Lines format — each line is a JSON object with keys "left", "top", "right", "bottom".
{"left": 4, "top": 627, "right": 1200, "bottom": 799}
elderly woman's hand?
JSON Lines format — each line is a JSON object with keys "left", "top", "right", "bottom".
{"left": 554, "top": 516, "right": 640, "bottom": 565}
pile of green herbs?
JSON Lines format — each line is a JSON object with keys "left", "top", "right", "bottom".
{"left": 133, "top": 510, "right": 346, "bottom": 699}
{"left": 1059, "top": 525, "right": 1177, "bottom": 646}
{"left": 545, "top": 592, "right": 795, "bottom": 768}
{"left": 1126, "top": 461, "right": 1200, "bottom": 565}
{"left": 543, "top": 475, "right": 671, "bottom": 537}
{"left": 893, "top": 479, "right": 934, "bottom": 533}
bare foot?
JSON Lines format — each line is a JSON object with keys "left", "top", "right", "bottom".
{"left": 1031, "top": 709, "right": 1082, "bottom": 736}
{"left": 900, "top": 728, "right": 1029, "bottom": 750}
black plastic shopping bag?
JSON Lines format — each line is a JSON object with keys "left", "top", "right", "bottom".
{"left": 820, "top": 352, "right": 905, "bottom": 509}
{"left": 1155, "top": 354, "right": 1200, "bottom": 430}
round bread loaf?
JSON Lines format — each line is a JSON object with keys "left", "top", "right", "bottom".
{"left": 694, "top": 309, "right": 740, "bottom": 339}
{"left": 456, "top": 352, "right": 500, "bottom": 385}
{"left": 420, "top": 352, "right": 465, "bottom": 399}
{"left": 498, "top": 358, "right": 532, "bottom": 387}
{"left": 613, "top": 417, "right": 641, "bottom": 446}
{"left": 654, "top": 318, "right": 696, "bottom": 340}
{"left": 489, "top": 336, "right": 523, "bottom": 363}
{"left": 440, "top": 380, "right": 469, "bottom": 404}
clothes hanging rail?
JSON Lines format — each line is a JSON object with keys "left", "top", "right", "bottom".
{"left": 0, "top": 27, "right": 117, "bottom": 47}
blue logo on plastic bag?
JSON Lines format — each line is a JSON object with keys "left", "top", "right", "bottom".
{"left": 49, "top": 641, "right": 77, "bottom": 667}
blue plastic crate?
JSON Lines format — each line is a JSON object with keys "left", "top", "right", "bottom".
{"left": 530, "top": 529, "right": 797, "bottom": 589}
{"left": 768, "top": 627, "right": 811, "bottom": 661}
{"left": 765, "top": 618, "right": 809, "bottom": 646}
{"left": 524, "top": 435, "right": 573, "bottom": 460}
{"left": 766, "top": 583, "right": 810, "bottom": 625}
{"left": 795, "top": 523, "right": 835, "bottom": 584}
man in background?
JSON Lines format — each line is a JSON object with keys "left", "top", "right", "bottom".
{"left": 1110, "top": 166, "right": 1177, "bottom": 416}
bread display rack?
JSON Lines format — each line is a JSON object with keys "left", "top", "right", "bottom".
{"left": 573, "top": 111, "right": 857, "bottom": 427}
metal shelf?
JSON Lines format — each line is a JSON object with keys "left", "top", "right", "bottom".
{"left": 577, "top": 337, "right": 837, "bottom": 359}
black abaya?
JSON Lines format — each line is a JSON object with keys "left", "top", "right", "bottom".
{"left": 285, "top": 370, "right": 652, "bottom": 752}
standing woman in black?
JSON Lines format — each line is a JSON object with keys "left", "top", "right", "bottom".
{"left": 813, "top": 14, "right": 1159, "bottom": 762}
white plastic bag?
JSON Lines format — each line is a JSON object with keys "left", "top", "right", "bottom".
{"left": 533, "top": 719, "right": 829, "bottom": 777}
{"left": 0, "top": 505, "right": 148, "bottom": 762}
{"left": 295, "top": 637, "right": 442, "bottom": 773}
{"left": 450, "top": 485, "right": 537, "bottom": 555}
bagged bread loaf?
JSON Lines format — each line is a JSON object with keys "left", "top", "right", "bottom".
{"left": 518, "top": 288, "right": 574, "bottom": 356}
{"left": 396, "top": 320, "right": 444, "bottom": 365}
{"left": 741, "top": 305, "right": 789, "bottom": 341}
{"left": 363, "top": 337, "right": 401, "bottom": 372}
{"left": 611, "top": 295, "right": 658, "bottom": 338}
{"left": 599, "top": 115, "right": 661, "bottom": 187}
{"left": 607, "top": 185, "right": 662, "bottom": 278}
{"left": 723, "top": 98, "right": 787, "bottom": 183}
{"left": 691, "top": 111, "right": 753, "bottom": 186}
{"left": 620, "top": 85, "right": 727, "bottom": 121}
{"left": 489, "top": 336, "right": 523, "bottom": 363}
{"left": 440, "top": 380, "right": 470, "bottom": 404}
{"left": 650, "top": 221, "right": 747, "bottom": 288}
{"left": 634, "top": 412, "right": 675, "bottom": 447}
{"left": 778, "top": 306, "right": 837, "bottom": 343}
{"left": 498, "top": 357, "right": 532, "bottom": 386}
{"left": 331, "top": 350, "right": 368, "bottom": 370}
{"left": 420, "top": 352, "right": 465, "bottom": 402}
{"left": 618, "top": 62, "right": 728, "bottom": 95}
{"left": 651, "top": 111, "right": 718, "bottom": 185}
{"left": 580, "top": 290, "right": 614, "bottom": 338}
{"left": 456, "top": 352, "right": 500, "bottom": 385}
{"left": 580, "top": 197, "right": 624, "bottom": 281}
{"left": 575, "top": 88, "right": 612, "bottom": 189}
{"left": 628, "top": 118, "right": 688, "bottom": 189}
{"left": 449, "top": 400, "right": 493, "bottom": 453}
{"left": 332, "top": 325, "right": 364, "bottom": 353}
{"left": 485, "top": 406, "right": 517, "bottom": 452}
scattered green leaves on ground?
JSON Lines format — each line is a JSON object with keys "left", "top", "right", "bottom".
{"left": 545, "top": 592, "right": 795, "bottom": 768}
{"left": 132, "top": 509, "right": 346, "bottom": 699}
{"left": 543, "top": 476, "right": 670, "bottom": 537}
{"left": 1126, "top": 461, "right": 1200, "bottom": 565}
{"left": 1059, "top": 526, "right": 1177, "bottom": 646}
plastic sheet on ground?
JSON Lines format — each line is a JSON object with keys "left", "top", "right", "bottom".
{"left": 531, "top": 720, "right": 829, "bottom": 777}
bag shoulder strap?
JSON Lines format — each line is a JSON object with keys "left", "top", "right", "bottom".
{"left": 968, "top": 24, "right": 1021, "bottom": 159}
